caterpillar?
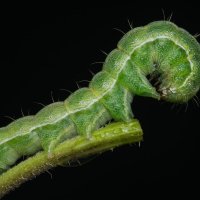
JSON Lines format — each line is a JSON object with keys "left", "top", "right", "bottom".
{"left": 0, "top": 20, "right": 200, "bottom": 175}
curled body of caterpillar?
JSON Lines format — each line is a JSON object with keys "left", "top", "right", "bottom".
{"left": 0, "top": 21, "right": 200, "bottom": 175}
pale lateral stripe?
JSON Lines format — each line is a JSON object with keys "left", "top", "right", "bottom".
{"left": 1, "top": 36, "right": 193, "bottom": 145}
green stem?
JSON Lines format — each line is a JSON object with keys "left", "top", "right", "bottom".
{"left": 0, "top": 119, "right": 143, "bottom": 198}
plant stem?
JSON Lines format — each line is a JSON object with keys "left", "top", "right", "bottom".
{"left": 0, "top": 119, "right": 143, "bottom": 198}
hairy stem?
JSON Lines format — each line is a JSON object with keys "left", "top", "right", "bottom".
{"left": 0, "top": 119, "right": 143, "bottom": 198}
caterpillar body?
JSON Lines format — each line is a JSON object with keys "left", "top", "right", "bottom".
{"left": 0, "top": 21, "right": 200, "bottom": 174}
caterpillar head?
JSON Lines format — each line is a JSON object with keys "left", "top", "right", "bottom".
{"left": 158, "top": 70, "right": 200, "bottom": 103}
{"left": 147, "top": 48, "right": 200, "bottom": 103}
{"left": 140, "top": 21, "right": 200, "bottom": 103}
{"left": 146, "top": 60, "right": 200, "bottom": 103}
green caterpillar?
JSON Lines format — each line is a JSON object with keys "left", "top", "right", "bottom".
{"left": 0, "top": 20, "right": 200, "bottom": 174}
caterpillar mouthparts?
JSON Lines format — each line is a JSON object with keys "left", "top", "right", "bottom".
{"left": 146, "top": 69, "right": 182, "bottom": 102}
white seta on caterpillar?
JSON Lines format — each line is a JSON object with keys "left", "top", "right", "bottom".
{"left": 0, "top": 21, "right": 200, "bottom": 174}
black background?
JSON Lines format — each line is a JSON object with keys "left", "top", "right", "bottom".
{"left": 1, "top": 5, "right": 200, "bottom": 199}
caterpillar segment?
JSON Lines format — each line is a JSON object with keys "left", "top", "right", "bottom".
{"left": 1, "top": 21, "right": 200, "bottom": 174}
